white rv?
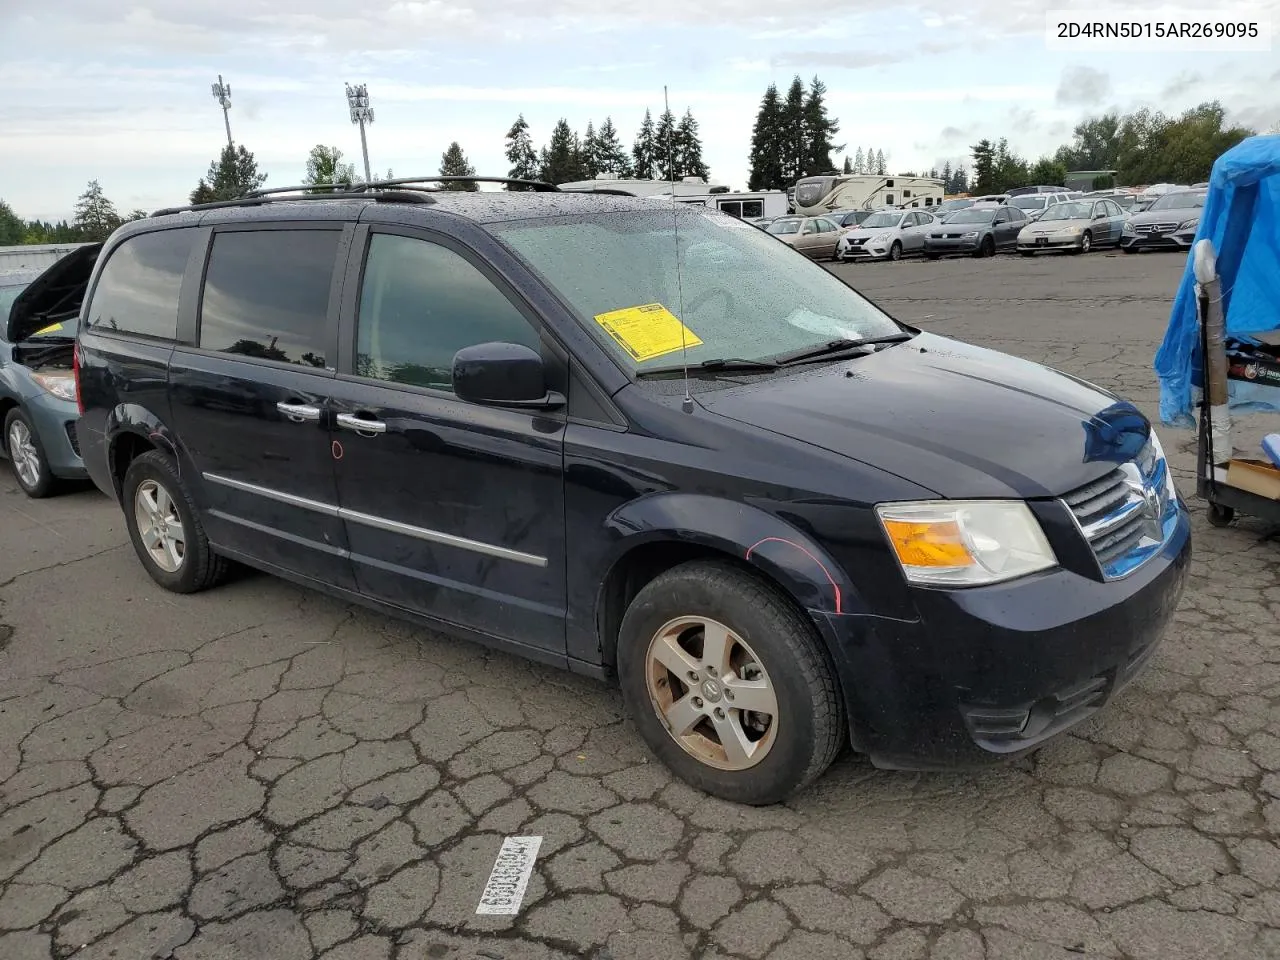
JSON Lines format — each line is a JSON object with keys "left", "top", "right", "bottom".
{"left": 558, "top": 174, "right": 731, "bottom": 199}
{"left": 793, "top": 174, "right": 945, "bottom": 215}
{"left": 703, "top": 192, "right": 790, "bottom": 220}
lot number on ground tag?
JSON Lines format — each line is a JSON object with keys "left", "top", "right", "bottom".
{"left": 475, "top": 835, "right": 543, "bottom": 915}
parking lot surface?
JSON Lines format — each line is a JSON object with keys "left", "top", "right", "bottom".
{"left": 2, "top": 250, "right": 1278, "bottom": 960}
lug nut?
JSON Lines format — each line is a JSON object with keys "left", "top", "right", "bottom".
{"left": 724, "top": 689, "right": 735, "bottom": 701}
{"left": 687, "top": 671, "right": 700, "bottom": 682}
{"left": 714, "top": 707, "right": 726, "bottom": 720}
{"left": 692, "top": 696, "right": 704, "bottom": 708}
{"left": 706, "top": 665, "right": 717, "bottom": 677}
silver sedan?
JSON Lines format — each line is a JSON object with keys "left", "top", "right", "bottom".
{"left": 836, "top": 210, "right": 939, "bottom": 262}
{"left": 1016, "top": 198, "right": 1129, "bottom": 255}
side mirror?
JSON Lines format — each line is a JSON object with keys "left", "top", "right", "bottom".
{"left": 452, "top": 341, "right": 564, "bottom": 410}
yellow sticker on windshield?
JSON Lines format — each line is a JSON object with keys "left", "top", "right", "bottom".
{"left": 593, "top": 303, "right": 703, "bottom": 362}
{"left": 33, "top": 322, "right": 63, "bottom": 336}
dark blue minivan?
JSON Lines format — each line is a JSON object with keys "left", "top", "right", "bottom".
{"left": 70, "top": 180, "right": 1190, "bottom": 804}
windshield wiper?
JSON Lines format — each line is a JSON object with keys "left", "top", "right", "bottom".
{"left": 635, "top": 357, "right": 781, "bottom": 379}
{"left": 772, "top": 333, "right": 915, "bottom": 367}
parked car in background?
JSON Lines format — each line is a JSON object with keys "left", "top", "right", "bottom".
{"left": 932, "top": 198, "right": 975, "bottom": 217}
{"left": 1120, "top": 190, "right": 1207, "bottom": 253}
{"left": 1007, "top": 185, "right": 1066, "bottom": 197}
{"left": 837, "top": 210, "right": 938, "bottom": 262}
{"left": 1, "top": 244, "right": 101, "bottom": 496}
{"left": 1083, "top": 191, "right": 1139, "bottom": 214}
{"left": 968, "top": 194, "right": 1011, "bottom": 206}
{"left": 924, "top": 205, "right": 1028, "bottom": 258}
{"left": 766, "top": 215, "right": 843, "bottom": 259}
{"left": 72, "top": 184, "right": 1191, "bottom": 805}
{"left": 1017, "top": 198, "right": 1128, "bottom": 255}
{"left": 1009, "top": 192, "right": 1074, "bottom": 222}
{"left": 828, "top": 210, "right": 877, "bottom": 230}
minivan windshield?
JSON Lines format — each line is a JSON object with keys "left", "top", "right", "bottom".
{"left": 944, "top": 208, "right": 997, "bottom": 224}
{"left": 491, "top": 210, "right": 903, "bottom": 373}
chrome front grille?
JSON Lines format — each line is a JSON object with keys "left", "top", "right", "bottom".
{"left": 1136, "top": 221, "right": 1178, "bottom": 233}
{"left": 1063, "top": 443, "right": 1177, "bottom": 580}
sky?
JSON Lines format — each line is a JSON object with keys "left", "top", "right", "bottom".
{"left": 2, "top": 1, "right": 1278, "bottom": 222}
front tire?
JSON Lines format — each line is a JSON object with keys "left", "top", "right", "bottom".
{"left": 5, "top": 408, "right": 54, "bottom": 498}
{"left": 888, "top": 241, "right": 903, "bottom": 262}
{"left": 1074, "top": 231, "right": 1092, "bottom": 254}
{"left": 975, "top": 236, "right": 995, "bottom": 258}
{"left": 617, "top": 560, "right": 844, "bottom": 805}
{"left": 122, "top": 450, "right": 229, "bottom": 593}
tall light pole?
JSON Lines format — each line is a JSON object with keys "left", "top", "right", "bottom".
{"left": 346, "top": 83, "right": 374, "bottom": 183}
{"left": 211, "top": 75, "right": 233, "bottom": 149}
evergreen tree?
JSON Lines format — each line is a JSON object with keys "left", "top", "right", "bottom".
{"left": 438, "top": 141, "right": 477, "bottom": 191}
{"left": 632, "top": 110, "right": 657, "bottom": 180}
{"left": 674, "top": 109, "right": 710, "bottom": 180}
{"left": 302, "top": 145, "right": 356, "bottom": 193}
{"left": 802, "top": 77, "right": 841, "bottom": 177}
{"left": 842, "top": 156, "right": 852, "bottom": 174}
{"left": 941, "top": 160, "right": 953, "bottom": 190}
{"left": 953, "top": 165, "right": 969, "bottom": 193}
{"left": 780, "top": 76, "right": 808, "bottom": 184}
{"left": 542, "top": 119, "right": 585, "bottom": 184}
{"left": 72, "top": 180, "right": 122, "bottom": 241}
{"left": 503, "top": 114, "right": 540, "bottom": 185}
{"left": 746, "top": 84, "right": 785, "bottom": 190}
{"left": 580, "top": 121, "right": 602, "bottom": 180}
{"left": 875, "top": 149, "right": 887, "bottom": 175}
{"left": 853, "top": 146, "right": 865, "bottom": 174}
{"left": 652, "top": 108, "right": 677, "bottom": 181}
{"left": 0, "top": 199, "right": 26, "bottom": 245}
{"left": 970, "top": 139, "right": 997, "bottom": 193}
{"left": 195, "top": 144, "right": 267, "bottom": 203}
{"left": 865, "top": 145, "right": 876, "bottom": 174}
{"left": 595, "top": 117, "right": 630, "bottom": 177}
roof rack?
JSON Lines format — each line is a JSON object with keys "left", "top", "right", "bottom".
{"left": 151, "top": 175, "right": 559, "bottom": 218}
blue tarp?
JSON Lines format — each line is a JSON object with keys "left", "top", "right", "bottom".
{"left": 1154, "top": 135, "right": 1280, "bottom": 426}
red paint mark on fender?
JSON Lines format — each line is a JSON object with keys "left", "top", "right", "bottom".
{"left": 332, "top": 440, "right": 344, "bottom": 460}
{"left": 744, "top": 537, "right": 843, "bottom": 615}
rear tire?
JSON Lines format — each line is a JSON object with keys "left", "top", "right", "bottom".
{"left": 4, "top": 408, "right": 54, "bottom": 499}
{"left": 616, "top": 560, "right": 844, "bottom": 805}
{"left": 122, "top": 450, "right": 229, "bottom": 594}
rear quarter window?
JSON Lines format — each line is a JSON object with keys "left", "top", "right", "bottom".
{"left": 86, "top": 228, "right": 198, "bottom": 339}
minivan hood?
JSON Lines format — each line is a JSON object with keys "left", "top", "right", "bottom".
{"left": 6, "top": 243, "right": 102, "bottom": 343}
{"left": 697, "top": 333, "right": 1146, "bottom": 500}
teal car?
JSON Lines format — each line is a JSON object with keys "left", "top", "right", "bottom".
{"left": 1, "top": 244, "right": 101, "bottom": 496}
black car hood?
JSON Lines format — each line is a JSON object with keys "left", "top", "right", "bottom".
{"left": 697, "top": 333, "right": 1148, "bottom": 499}
{"left": 6, "top": 243, "right": 102, "bottom": 343}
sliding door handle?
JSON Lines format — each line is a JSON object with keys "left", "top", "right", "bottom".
{"left": 336, "top": 412, "right": 387, "bottom": 435}
{"left": 277, "top": 401, "right": 322, "bottom": 423}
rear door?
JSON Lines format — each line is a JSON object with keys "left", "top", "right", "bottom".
{"left": 326, "top": 226, "right": 569, "bottom": 657}
{"left": 167, "top": 223, "right": 356, "bottom": 590}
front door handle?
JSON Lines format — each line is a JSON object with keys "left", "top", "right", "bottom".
{"left": 336, "top": 412, "right": 387, "bottom": 436}
{"left": 277, "top": 401, "right": 322, "bottom": 423}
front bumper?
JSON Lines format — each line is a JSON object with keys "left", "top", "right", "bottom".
{"left": 18, "top": 392, "right": 86, "bottom": 480}
{"left": 923, "top": 238, "right": 981, "bottom": 255}
{"left": 840, "top": 241, "right": 891, "bottom": 261}
{"left": 1120, "top": 231, "right": 1192, "bottom": 250}
{"left": 1017, "top": 235, "right": 1083, "bottom": 252}
{"left": 811, "top": 502, "right": 1191, "bottom": 769}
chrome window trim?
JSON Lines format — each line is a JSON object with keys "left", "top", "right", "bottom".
{"left": 203, "top": 472, "right": 549, "bottom": 568}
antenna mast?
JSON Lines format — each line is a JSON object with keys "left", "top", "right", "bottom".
{"left": 664, "top": 86, "right": 694, "bottom": 415}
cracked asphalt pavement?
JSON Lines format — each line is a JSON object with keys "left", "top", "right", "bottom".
{"left": 2, "top": 251, "right": 1279, "bottom": 960}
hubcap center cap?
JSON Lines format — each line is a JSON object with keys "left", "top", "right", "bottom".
{"left": 700, "top": 679, "right": 723, "bottom": 703}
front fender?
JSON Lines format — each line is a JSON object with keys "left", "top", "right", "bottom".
{"left": 603, "top": 492, "right": 856, "bottom": 616}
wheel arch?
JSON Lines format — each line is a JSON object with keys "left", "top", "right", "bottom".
{"left": 104, "top": 404, "right": 180, "bottom": 498}
{"left": 594, "top": 493, "right": 856, "bottom": 674}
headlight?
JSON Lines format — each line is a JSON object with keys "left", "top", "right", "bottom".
{"left": 1178, "top": 218, "right": 1199, "bottom": 231}
{"left": 961, "top": 231, "right": 979, "bottom": 239}
{"left": 31, "top": 373, "right": 77, "bottom": 402}
{"left": 1060, "top": 225, "right": 1083, "bottom": 236}
{"left": 871, "top": 232, "right": 891, "bottom": 242}
{"left": 876, "top": 500, "right": 1057, "bottom": 586}
{"left": 1123, "top": 222, "right": 1135, "bottom": 233}
{"left": 1147, "top": 430, "right": 1179, "bottom": 502}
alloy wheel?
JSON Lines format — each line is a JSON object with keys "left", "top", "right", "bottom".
{"left": 8, "top": 420, "right": 41, "bottom": 489}
{"left": 134, "top": 479, "right": 187, "bottom": 573}
{"left": 645, "top": 616, "right": 779, "bottom": 771}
